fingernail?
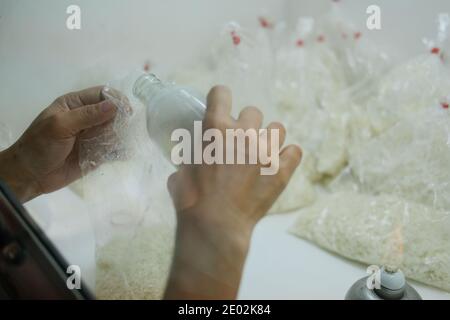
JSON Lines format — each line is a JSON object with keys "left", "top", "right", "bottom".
{"left": 101, "top": 100, "right": 116, "bottom": 113}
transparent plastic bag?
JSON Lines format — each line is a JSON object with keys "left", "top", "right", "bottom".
{"left": 78, "top": 73, "right": 176, "bottom": 299}
{"left": 351, "top": 106, "right": 450, "bottom": 214}
{"left": 358, "top": 14, "right": 450, "bottom": 137}
{"left": 347, "top": 14, "right": 450, "bottom": 212}
{"left": 291, "top": 14, "right": 450, "bottom": 293}
{"left": 290, "top": 192, "right": 450, "bottom": 292}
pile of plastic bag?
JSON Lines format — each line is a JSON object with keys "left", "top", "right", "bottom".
{"left": 171, "top": 6, "right": 450, "bottom": 292}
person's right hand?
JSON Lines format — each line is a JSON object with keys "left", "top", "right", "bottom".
{"left": 164, "top": 86, "right": 302, "bottom": 300}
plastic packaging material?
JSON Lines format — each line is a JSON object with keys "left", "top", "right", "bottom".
{"left": 272, "top": 15, "right": 357, "bottom": 187}
{"left": 213, "top": 22, "right": 279, "bottom": 122}
{"left": 270, "top": 168, "right": 316, "bottom": 214}
{"left": 362, "top": 55, "right": 450, "bottom": 136}
{"left": 173, "top": 21, "right": 281, "bottom": 123}
{"left": 343, "top": 13, "right": 450, "bottom": 208}
{"left": 290, "top": 12, "right": 450, "bottom": 292}
{"left": 351, "top": 106, "right": 450, "bottom": 214}
{"left": 290, "top": 192, "right": 450, "bottom": 292}
{"left": 321, "top": 5, "right": 391, "bottom": 93}
{"left": 78, "top": 73, "right": 176, "bottom": 299}
{"left": 423, "top": 13, "right": 450, "bottom": 62}
{"left": 95, "top": 225, "right": 174, "bottom": 299}
{"left": 360, "top": 14, "right": 450, "bottom": 137}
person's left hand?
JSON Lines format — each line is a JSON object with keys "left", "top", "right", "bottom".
{"left": 0, "top": 86, "right": 118, "bottom": 202}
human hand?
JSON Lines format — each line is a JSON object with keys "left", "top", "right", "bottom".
{"left": 0, "top": 87, "right": 118, "bottom": 202}
{"left": 165, "top": 86, "right": 302, "bottom": 299}
{"left": 168, "top": 85, "right": 302, "bottom": 234}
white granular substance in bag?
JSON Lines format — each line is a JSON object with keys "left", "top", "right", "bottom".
{"left": 361, "top": 55, "right": 450, "bottom": 135}
{"left": 290, "top": 192, "right": 450, "bottom": 292}
{"left": 288, "top": 51, "right": 450, "bottom": 291}
{"left": 96, "top": 225, "right": 175, "bottom": 300}
{"left": 351, "top": 106, "right": 450, "bottom": 213}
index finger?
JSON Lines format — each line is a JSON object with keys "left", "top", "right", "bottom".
{"left": 206, "top": 85, "right": 232, "bottom": 120}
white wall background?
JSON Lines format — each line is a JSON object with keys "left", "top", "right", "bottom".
{"left": 285, "top": 0, "right": 450, "bottom": 56}
{"left": 1, "top": 0, "right": 450, "bottom": 139}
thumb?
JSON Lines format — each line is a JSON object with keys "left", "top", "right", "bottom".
{"left": 62, "top": 100, "right": 117, "bottom": 135}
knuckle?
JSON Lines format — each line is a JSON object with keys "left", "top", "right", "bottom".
{"left": 65, "top": 93, "right": 81, "bottom": 107}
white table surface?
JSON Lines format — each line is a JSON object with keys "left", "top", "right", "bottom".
{"left": 240, "top": 212, "right": 450, "bottom": 300}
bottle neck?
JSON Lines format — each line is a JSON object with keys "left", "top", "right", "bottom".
{"left": 133, "top": 73, "right": 165, "bottom": 104}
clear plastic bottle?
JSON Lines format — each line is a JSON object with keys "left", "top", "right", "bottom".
{"left": 133, "top": 73, "right": 206, "bottom": 159}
